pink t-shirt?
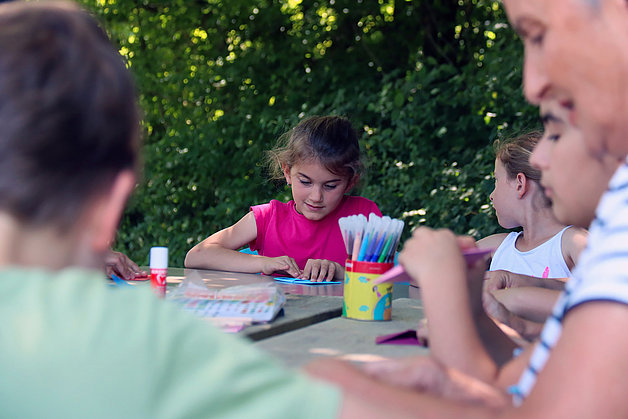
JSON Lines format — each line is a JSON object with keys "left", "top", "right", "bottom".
{"left": 249, "top": 196, "right": 381, "bottom": 269}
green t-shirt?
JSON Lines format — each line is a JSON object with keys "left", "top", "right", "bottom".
{"left": 0, "top": 267, "right": 341, "bottom": 418}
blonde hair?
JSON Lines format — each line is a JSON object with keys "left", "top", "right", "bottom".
{"left": 494, "top": 131, "right": 550, "bottom": 207}
{"left": 494, "top": 131, "right": 542, "bottom": 182}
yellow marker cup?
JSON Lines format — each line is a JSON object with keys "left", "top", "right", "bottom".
{"left": 343, "top": 260, "right": 393, "bottom": 321}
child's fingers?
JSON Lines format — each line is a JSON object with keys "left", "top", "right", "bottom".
{"left": 325, "top": 262, "right": 335, "bottom": 281}
{"left": 271, "top": 256, "right": 301, "bottom": 277}
{"left": 105, "top": 251, "right": 144, "bottom": 280}
{"left": 299, "top": 260, "right": 340, "bottom": 282}
{"left": 309, "top": 260, "right": 322, "bottom": 281}
{"left": 285, "top": 258, "right": 301, "bottom": 277}
{"left": 291, "top": 258, "right": 302, "bottom": 275}
{"left": 316, "top": 262, "right": 330, "bottom": 282}
{"left": 416, "top": 318, "right": 429, "bottom": 338}
{"left": 455, "top": 235, "right": 477, "bottom": 250}
{"left": 300, "top": 262, "right": 311, "bottom": 280}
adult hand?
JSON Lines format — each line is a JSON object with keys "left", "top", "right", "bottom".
{"left": 361, "top": 356, "right": 509, "bottom": 409}
{"left": 482, "top": 287, "right": 512, "bottom": 325}
{"left": 262, "top": 255, "right": 301, "bottom": 278}
{"left": 104, "top": 250, "right": 146, "bottom": 280}
{"left": 467, "top": 257, "right": 490, "bottom": 318}
{"left": 300, "top": 259, "right": 342, "bottom": 282}
{"left": 483, "top": 270, "right": 518, "bottom": 293}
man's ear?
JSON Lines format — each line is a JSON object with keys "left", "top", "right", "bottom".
{"left": 89, "top": 170, "right": 136, "bottom": 253}
{"left": 282, "top": 164, "right": 292, "bottom": 185}
{"left": 516, "top": 173, "right": 528, "bottom": 198}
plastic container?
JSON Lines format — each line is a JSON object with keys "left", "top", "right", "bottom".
{"left": 150, "top": 247, "right": 168, "bottom": 298}
{"left": 343, "top": 259, "right": 393, "bottom": 321}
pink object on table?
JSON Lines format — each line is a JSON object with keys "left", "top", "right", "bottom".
{"left": 375, "top": 329, "right": 428, "bottom": 346}
{"left": 371, "top": 247, "right": 493, "bottom": 285}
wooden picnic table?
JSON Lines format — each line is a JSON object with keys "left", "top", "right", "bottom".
{"left": 163, "top": 268, "right": 416, "bottom": 345}
{"left": 255, "top": 298, "right": 429, "bottom": 367}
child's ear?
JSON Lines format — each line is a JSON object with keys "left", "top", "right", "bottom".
{"left": 282, "top": 164, "right": 292, "bottom": 185}
{"left": 516, "top": 173, "right": 528, "bottom": 198}
{"left": 345, "top": 174, "right": 360, "bottom": 192}
{"left": 88, "top": 170, "right": 136, "bottom": 253}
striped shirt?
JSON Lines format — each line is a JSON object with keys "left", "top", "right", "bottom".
{"left": 511, "top": 157, "right": 628, "bottom": 405}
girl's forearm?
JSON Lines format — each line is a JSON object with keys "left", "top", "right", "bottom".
{"left": 538, "top": 277, "right": 567, "bottom": 290}
{"left": 493, "top": 287, "right": 559, "bottom": 323}
{"left": 510, "top": 273, "right": 566, "bottom": 290}
{"left": 184, "top": 244, "right": 265, "bottom": 273}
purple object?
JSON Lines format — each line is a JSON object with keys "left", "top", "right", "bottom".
{"left": 372, "top": 247, "right": 493, "bottom": 285}
{"left": 375, "top": 329, "right": 428, "bottom": 347}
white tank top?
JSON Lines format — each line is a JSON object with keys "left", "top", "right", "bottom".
{"left": 489, "top": 227, "right": 572, "bottom": 278}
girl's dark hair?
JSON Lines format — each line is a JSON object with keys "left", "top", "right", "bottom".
{"left": 0, "top": 2, "right": 140, "bottom": 228}
{"left": 494, "top": 131, "right": 550, "bottom": 207}
{"left": 267, "top": 116, "right": 364, "bottom": 182}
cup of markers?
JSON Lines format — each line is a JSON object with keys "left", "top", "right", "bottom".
{"left": 338, "top": 214, "right": 404, "bottom": 321}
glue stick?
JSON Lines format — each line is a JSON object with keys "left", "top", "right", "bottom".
{"left": 150, "top": 246, "right": 168, "bottom": 298}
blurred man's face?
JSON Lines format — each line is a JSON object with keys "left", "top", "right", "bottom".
{"left": 503, "top": 0, "right": 628, "bottom": 159}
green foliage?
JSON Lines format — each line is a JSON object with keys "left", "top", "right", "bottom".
{"left": 79, "top": 0, "right": 539, "bottom": 265}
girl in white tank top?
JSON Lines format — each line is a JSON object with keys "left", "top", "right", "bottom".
{"left": 477, "top": 132, "right": 587, "bottom": 340}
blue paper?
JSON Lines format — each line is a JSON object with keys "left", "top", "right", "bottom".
{"left": 273, "top": 277, "right": 341, "bottom": 285}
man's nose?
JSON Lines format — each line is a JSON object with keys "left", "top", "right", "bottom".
{"left": 523, "top": 49, "right": 551, "bottom": 105}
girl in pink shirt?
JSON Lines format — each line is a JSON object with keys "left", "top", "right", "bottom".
{"left": 185, "top": 116, "right": 381, "bottom": 281}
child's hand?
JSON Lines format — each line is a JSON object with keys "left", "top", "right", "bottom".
{"left": 399, "top": 227, "right": 486, "bottom": 317}
{"left": 300, "top": 259, "right": 342, "bottom": 282}
{"left": 104, "top": 250, "right": 147, "bottom": 280}
{"left": 398, "top": 227, "right": 466, "bottom": 288}
{"left": 262, "top": 256, "right": 301, "bottom": 278}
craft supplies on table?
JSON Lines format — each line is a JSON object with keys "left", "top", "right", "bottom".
{"left": 150, "top": 246, "right": 168, "bottom": 298}
{"left": 273, "top": 277, "right": 341, "bottom": 285}
{"left": 168, "top": 272, "right": 286, "bottom": 332}
{"left": 338, "top": 213, "right": 404, "bottom": 263}
{"left": 338, "top": 213, "right": 404, "bottom": 321}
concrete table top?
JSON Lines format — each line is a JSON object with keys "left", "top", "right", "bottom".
{"left": 255, "top": 298, "right": 429, "bottom": 367}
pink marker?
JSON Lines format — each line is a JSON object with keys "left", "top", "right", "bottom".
{"left": 351, "top": 231, "right": 362, "bottom": 261}
{"left": 542, "top": 266, "right": 550, "bottom": 279}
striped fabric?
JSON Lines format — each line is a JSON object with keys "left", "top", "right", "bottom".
{"left": 511, "top": 157, "right": 628, "bottom": 406}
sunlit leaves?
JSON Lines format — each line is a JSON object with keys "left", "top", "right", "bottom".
{"left": 76, "top": 0, "right": 536, "bottom": 264}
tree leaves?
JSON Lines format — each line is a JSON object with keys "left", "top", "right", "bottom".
{"left": 79, "top": 0, "right": 538, "bottom": 265}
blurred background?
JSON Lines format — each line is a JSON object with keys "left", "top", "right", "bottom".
{"left": 77, "top": 0, "right": 539, "bottom": 265}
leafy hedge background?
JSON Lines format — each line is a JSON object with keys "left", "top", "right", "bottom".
{"left": 78, "top": 0, "right": 540, "bottom": 266}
